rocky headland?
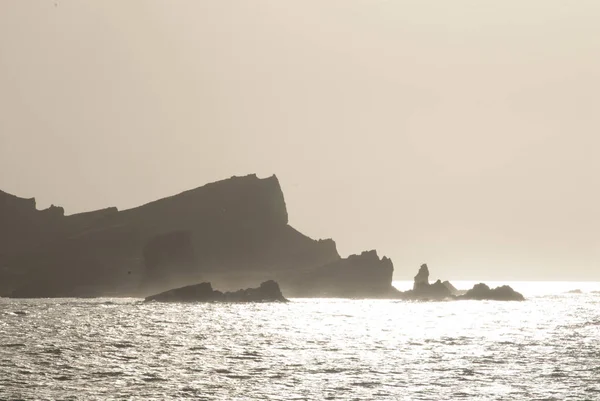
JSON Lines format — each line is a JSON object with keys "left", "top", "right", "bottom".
{"left": 0, "top": 175, "right": 526, "bottom": 301}
{"left": 0, "top": 175, "right": 395, "bottom": 298}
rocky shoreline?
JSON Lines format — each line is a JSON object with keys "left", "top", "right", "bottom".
{"left": 1, "top": 174, "right": 524, "bottom": 301}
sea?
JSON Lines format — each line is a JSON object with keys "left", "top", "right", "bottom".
{"left": 1, "top": 281, "right": 599, "bottom": 400}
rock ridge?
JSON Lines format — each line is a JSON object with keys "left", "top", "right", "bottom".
{"left": 1, "top": 174, "right": 393, "bottom": 299}
{"left": 144, "top": 280, "right": 288, "bottom": 303}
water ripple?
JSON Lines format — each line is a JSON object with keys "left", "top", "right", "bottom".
{"left": 0, "top": 293, "right": 599, "bottom": 399}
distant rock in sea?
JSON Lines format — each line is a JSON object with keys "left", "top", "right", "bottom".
{"left": 442, "top": 280, "right": 462, "bottom": 296}
{"left": 145, "top": 280, "right": 288, "bottom": 303}
{"left": 567, "top": 289, "right": 583, "bottom": 294}
{"left": 398, "top": 264, "right": 453, "bottom": 300}
{"left": 457, "top": 283, "right": 525, "bottom": 301}
{"left": 397, "top": 264, "right": 525, "bottom": 301}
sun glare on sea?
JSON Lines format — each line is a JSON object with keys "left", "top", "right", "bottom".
{"left": 393, "top": 280, "right": 600, "bottom": 297}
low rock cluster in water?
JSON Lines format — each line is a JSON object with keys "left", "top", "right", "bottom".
{"left": 144, "top": 280, "right": 288, "bottom": 303}
{"left": 144, "top": 264, "right": 524, "bottom": 303}
{"left": 457, "top": 283, "right": 525, "bottom": 301}
{"left": 396, "top": 264, "right": 525, "bottom": 301}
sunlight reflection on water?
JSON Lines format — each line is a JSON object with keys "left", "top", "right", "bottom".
{"left": 1, "top": 283, "right": 599, "bottom": 400}
{"left": 393, "top": 280, "right": 600, "bottom": 296}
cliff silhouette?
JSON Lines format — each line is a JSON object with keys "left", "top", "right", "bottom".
{"left": 0, "top": 175, "right": 396, "bottom": 298}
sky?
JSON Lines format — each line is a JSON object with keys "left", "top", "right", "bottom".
{"left": 1, "top": 1, "right": 598, "bottom": 280}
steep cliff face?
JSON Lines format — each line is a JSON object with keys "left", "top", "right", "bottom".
{"left": 2, "top": 174, "right": 375, "bottom": 298}
{"left": 0, "top": 188, "right": 127, "bottom": 295}
{"left": 0, "top": 190, "right": 37, "bottom": 219}
{"left": 0, "top": 191, "right": 64, "bottom": 252}
{"left": 141, "top": 230, "right": 197, "bottom": 296}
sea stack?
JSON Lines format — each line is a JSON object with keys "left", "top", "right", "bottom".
{"left": 399, "top": 263, "right": 453, "bottom": 300}
{"left": 413, "top": 264, "right": 430, "bottom": 291}
{"left": 397, "top": 264, "right": 524, "bottom": 301}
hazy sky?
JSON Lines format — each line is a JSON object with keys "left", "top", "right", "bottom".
{"left": 1, "top": 1, "right": 598, "bottom": 280}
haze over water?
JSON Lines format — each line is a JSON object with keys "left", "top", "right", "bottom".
{"left": 1, "top": 1, "right": 599, "bottom": 281}
{"left": 1, "top": 1, "right": 598, "bottom": 399}
{"left": 2, "top": 283, "right": 599, "bottom": 400}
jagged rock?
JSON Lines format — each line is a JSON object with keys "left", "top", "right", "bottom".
{"left": 442, "top": 280, "right": 459, "bottom": 295}
{"left": 398, "top": 264, "right": 452, "bottom": 300}
{"left": 282, "top": 250, "right": 397, "bottom": 298}
{"left": 430, "top": 279, "right": 452, "bottom": 296}
{"left": 40, "top": 204, "right": 64, "bottom": 218}
{"left": 413, "top": 264, "right": 430, "bottom": 290}
{"left": 222, "top": 280, "right": 287, "bottom": 302}
{"left": 457, "top": 283, "right": 525, "bottom": 301}
{"left": 398, "top": 264, "right": 522, "bottom": 301}
{"left": 144, "top": 280, "right": 288, "bottom": 303}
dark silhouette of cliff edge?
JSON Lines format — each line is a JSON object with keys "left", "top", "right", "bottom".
{"left": 0, "top": 174, "right": 396, "bottom": 298}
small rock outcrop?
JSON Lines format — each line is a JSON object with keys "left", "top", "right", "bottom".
{"left": 282, "top": 250, "right": 397, "bottom": 298}
{"left": 400, "top": 264, "right": 453, "bottom": 300}
{"left": 144, "top": 280, "right": 288, "bottom": 303}
{"left": 457, "top": 283, "right": 525, "bottom": 301}
{"left": 413, "top": 264, "right": 430, "bottom": 290}
{"left": 222, "top": 280, "right": 287, "bottom": 302}
{"left": 442, "top": 280, "right": 460, "bottom": 295}
{"left": 397, "top": 264, "right": 524, "bottom": 301}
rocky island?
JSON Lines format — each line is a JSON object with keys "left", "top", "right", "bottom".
{"left": 398, "top": 264, "right": 454, "bottom": 300}
{"left": 397, "top": 264, "right": 525, "bottom": 301}
{"left": 144, "top": 280, "right": 288, "bottom": 303}
{"left": 457, "top": 283, "right": 525, "bottom": 301}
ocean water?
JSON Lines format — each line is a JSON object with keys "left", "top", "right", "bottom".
{"left": 1, "top": 282, "right": 599, "bottom": 400}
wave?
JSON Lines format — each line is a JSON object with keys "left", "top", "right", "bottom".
{"left": 109, "top": 342, "right": 134, "bottom": 349}
{"left": 92, "top": 371, "right": 124, "bottom": 378}
{"left": 4, "top": 311, "right": 27, "bottom": 316}
{"left": 141, "top": 375, "right": 167, "bottom": 382}
{"left": 225, "top": 374, "right": 252, "bottom": 379}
